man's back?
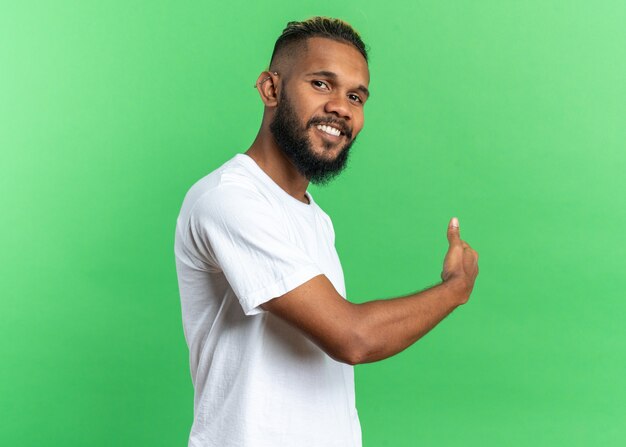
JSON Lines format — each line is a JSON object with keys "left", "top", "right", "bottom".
{"left": 174, "top": 153, "right": 362, "bottom": 446}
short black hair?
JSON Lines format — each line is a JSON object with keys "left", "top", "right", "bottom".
{"left": 269, "top": 17, "right": 368, "bottom": 69}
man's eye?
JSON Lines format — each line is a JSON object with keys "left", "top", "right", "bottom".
{"left": 312, "top": 80, "right": 329, "bottom": 90}
{"left": 349, "top": 94, "right": 363, "bottom": 104}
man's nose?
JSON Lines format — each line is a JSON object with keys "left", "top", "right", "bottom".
{"left": 324, "top": 93, "right": 352, "bottom": 121}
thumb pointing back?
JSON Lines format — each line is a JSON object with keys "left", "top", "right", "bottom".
{"left": 447, "top": 217, "right": 461, "bottom": 245}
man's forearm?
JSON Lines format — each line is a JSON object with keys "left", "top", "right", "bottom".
{"left": 350, "top": 281, "right": 466, "bottom": 364}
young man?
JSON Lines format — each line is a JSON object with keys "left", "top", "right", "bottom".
{"left": 174, "top": 17, "right": 479, "bottom": 447}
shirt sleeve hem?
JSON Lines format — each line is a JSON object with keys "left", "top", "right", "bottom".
{"left": 239, "top": 265, "right": 323, "bottom": 316}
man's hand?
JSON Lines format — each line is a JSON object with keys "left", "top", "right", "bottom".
{"left": 441, "top": 217, "right": 479, "bottom": 304}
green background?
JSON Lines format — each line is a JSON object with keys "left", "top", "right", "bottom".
{"left": 2, "top": 1, "right": 625, "bottom": 445}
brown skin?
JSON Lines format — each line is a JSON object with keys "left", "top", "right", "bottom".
{"left": 246, "top": 37, "right": 479, "bottom": 365}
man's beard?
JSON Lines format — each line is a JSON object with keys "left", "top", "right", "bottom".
{"left": 269, "top": 90, "right": 356, "bottom": 185}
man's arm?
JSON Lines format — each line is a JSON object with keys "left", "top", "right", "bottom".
{"left": 261, "top": 217, "right": 479, "bottom": 365}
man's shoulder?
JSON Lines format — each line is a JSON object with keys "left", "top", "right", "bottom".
{"left": 192, "top": 153, "right": 256, "bottom": 190}
{"left": 183, "top": 154, "right": 265, "bottom": 204}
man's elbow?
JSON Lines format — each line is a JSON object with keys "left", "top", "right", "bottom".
{"left": 330, "top": 325, "right": 373, "bottom": 365}
{"left": 341, "top": 350, "right": 367, "bottom": 366}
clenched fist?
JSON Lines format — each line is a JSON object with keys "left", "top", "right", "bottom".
{"left": 441, "top": 217, "right": 479, "bottom": 304}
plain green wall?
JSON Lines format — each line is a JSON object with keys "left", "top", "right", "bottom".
{"left": 2, "top": 1, "right": 625, "bottom": 445}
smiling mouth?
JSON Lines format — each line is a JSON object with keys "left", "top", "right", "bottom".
{"left": 315, "top": 124, "right": 343, "bottom": 138}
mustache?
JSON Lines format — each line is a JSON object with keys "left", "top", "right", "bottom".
{"left": 307, "top": 117, "right": 352, "bottom": 140}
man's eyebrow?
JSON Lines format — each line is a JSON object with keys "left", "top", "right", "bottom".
{"left": 305, "top": 70, "right": 370, "bottom": 99}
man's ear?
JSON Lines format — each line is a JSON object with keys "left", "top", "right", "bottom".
{"left": 255, "top": 71, "right": 280, "bottom": 107}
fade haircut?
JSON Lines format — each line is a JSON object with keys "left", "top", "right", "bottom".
{"left": 269, "top": 17, "right": 368, "bottom": 70}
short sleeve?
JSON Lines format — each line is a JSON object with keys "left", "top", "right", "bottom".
{"left": 188, "top": 185, "right": 323, "bottom": 316}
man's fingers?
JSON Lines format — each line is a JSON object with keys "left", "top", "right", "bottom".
{"left": 447, "top": 217, "right": 461, "bottom": 245}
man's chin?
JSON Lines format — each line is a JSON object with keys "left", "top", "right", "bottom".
{"left": 312, "top": 137, "right": 352, "bottom": 158}
{"left": 311, "top": 147, "right": 343, "bottom": 162}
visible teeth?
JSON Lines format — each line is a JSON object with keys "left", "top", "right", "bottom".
{"left": 316, "top": 124, "right": 341, "bottom": 136}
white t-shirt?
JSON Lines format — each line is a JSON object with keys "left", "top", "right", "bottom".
{"left": 174, "top": 153, "right": 362, "bottom": 447}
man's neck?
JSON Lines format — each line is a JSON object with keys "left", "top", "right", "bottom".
{"left": 246, "top": 132, "right": 310, "bottom": 205}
